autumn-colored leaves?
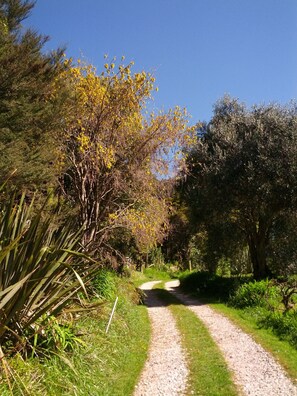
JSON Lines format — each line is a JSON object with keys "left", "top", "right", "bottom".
{"left": 53, "top": 57, "right": 194, "bottom": 251}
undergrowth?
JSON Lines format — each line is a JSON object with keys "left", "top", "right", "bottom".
{"left": 0, "top": 273, "right": 150, "bottom": 396}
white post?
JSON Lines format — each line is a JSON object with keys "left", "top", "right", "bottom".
{"left": 105, "top": 296, "right": 118, "bottom": 334}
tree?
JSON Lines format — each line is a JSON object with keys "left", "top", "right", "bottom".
{"left": 181, "top": 96, "right": 297, "bottom": 279}
{"left": 0, "top": 0, "right": 67, "bottom": 196}
{"left": 57, "top": 59, "right": 192, "bottom": 253}
{"left": 266, "top": 211, "right": 297, "bottom": 276}
{"left": 161, "top": 184, "right": 194, "bottom": 269}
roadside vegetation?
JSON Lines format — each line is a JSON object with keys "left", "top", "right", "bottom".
{"left": 0, "top": 271, "right": 150, "bottom": 395}
{"left": 179, "top": 271, "right": 297, "bottom": 382}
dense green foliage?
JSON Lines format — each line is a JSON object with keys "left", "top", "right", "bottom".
{"left": 179, "top": 270, "right": 248, "bottom": 301}
{"left": 0, "top": 0, "right": 66, "bottom": 197}
{"left": 92, "top": 269, "right": 118, "bottom": 300}
{"left": 179, "top": 96, "right": 297, "bottom": 279}
{"left": 0, "top": 193, "right": 97, "bottom": 356}
{"left": 260, "top": 311, "right": 297, "bottom": 349}
{"left": 229, "top": 279, "right": 279, "bottom": 308}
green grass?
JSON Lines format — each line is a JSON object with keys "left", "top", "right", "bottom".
{"left": 154, "top": 286, "right": 238, "bottom": 396}
{"left": 201, "top": 299, "right": 297, "bottom": 385}
{"left": 178, "top": 270, "right": 297, "bottom": 384}
{"left": 0, "top": 278, "right": 150, "bottom": 396}
{"left": 131, "top": 267, "right": 172, "bottom": 287}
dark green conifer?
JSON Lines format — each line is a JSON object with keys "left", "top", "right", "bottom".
{"left": 0, "top": 0, "right": 66, "bottom": 196}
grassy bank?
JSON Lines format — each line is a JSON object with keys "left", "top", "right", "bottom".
{"left": 207, "top": 301, "right": 297, "bottom": 384}
{"left": 0, "top": 275, "right": 150, "bottom": 396}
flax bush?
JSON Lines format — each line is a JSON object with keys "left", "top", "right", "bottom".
{"left": 0, "top": 194, "right": 97, "bottom": 356}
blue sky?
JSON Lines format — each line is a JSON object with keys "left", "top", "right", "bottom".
{"left": 25, "top": 0, "right": 297, "bottom": 123}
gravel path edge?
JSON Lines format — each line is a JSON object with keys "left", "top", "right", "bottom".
{"left": 166, "top": 279, "right": 297, "bottom": 396}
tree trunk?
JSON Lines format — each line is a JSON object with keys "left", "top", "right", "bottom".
{"left": 248, "top": 239, "right": 266, "bottom": 280}
{"left": 248, "top": 222, "right": 270, "bottom": 280}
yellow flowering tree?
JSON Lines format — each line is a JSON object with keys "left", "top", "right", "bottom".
{"left": 58, "top": 58, "right": 193, "bottom": 251}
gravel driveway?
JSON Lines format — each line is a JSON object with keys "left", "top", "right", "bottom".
{"left": 134, "top": 279, "right": 297, "bottom": 396}
{"left": 166, "top": 279, "right": 297, "bottom": 396}
{"left": 134, "top": 281, "right": 188, "bottom": 396}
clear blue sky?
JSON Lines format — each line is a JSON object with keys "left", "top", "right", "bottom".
{"left": 25, "top": 0, "right": 297, "bottom": 123}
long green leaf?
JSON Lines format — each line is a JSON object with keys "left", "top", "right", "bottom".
{"left": 0, "top": 271, "right": 34, "bottom": 310}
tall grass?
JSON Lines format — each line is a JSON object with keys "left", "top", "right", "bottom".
{"left": 0, "top": 275, "right": 150, "bottom": 395}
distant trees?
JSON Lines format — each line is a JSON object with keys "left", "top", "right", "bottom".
{"left": 2, "top": 1, "right": 297, "bottom": 279}
{"left": 0, "top": 0, "right": 194, "bottom": 265}
{"left": 180, "top": 96, "right": 297, "bottom": 279}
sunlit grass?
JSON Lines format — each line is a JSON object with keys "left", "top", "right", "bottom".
{"left": 206, "top": 301, "right": 297, "bottom": 385}
{"left": 0, "top": 277, "right": 150, "bottom": 395}
{"left": 131, "top": 267, "right": 172, "bottom": 287}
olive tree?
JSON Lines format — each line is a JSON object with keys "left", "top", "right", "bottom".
{"left": 181, "top": 96, "right": 297, "bottom": 279}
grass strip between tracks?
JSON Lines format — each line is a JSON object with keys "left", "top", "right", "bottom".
{"left": 153, "top": 285, "right": 238, "bottom": 396}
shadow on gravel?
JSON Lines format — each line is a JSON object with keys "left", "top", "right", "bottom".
{"left": 142, "top": 286, "right": 207, "bottom": 308}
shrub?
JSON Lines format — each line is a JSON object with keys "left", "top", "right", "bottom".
{"left": 31, "top": 315, "right": 85, "bottom": 354}
{"left": 277, "top": 278, "right": 297, "bottom": 312}
{"left": 93, "top": 270, "right": 117, "bottom": 300}
{"left": 179, "top": 271, "right": 246, "bottom": 301}
{"left": 179, "top": 271, "right": 213, "bottom": 292}
{"left": 229, "top": 280, "right": 279, "bottom": 309}
{"left": 259, "top": 311, "right": 297, "bottom": 349}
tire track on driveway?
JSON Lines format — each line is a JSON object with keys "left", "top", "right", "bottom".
{"left": 134, "top": 281, "right": 188, "bottom": 396}
{"left": 166, "top": 279, "right": 297, "bottom": 396}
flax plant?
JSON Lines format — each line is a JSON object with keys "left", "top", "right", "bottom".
{"left": 0, "top": 193, "right": 97, "bottom": 355}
